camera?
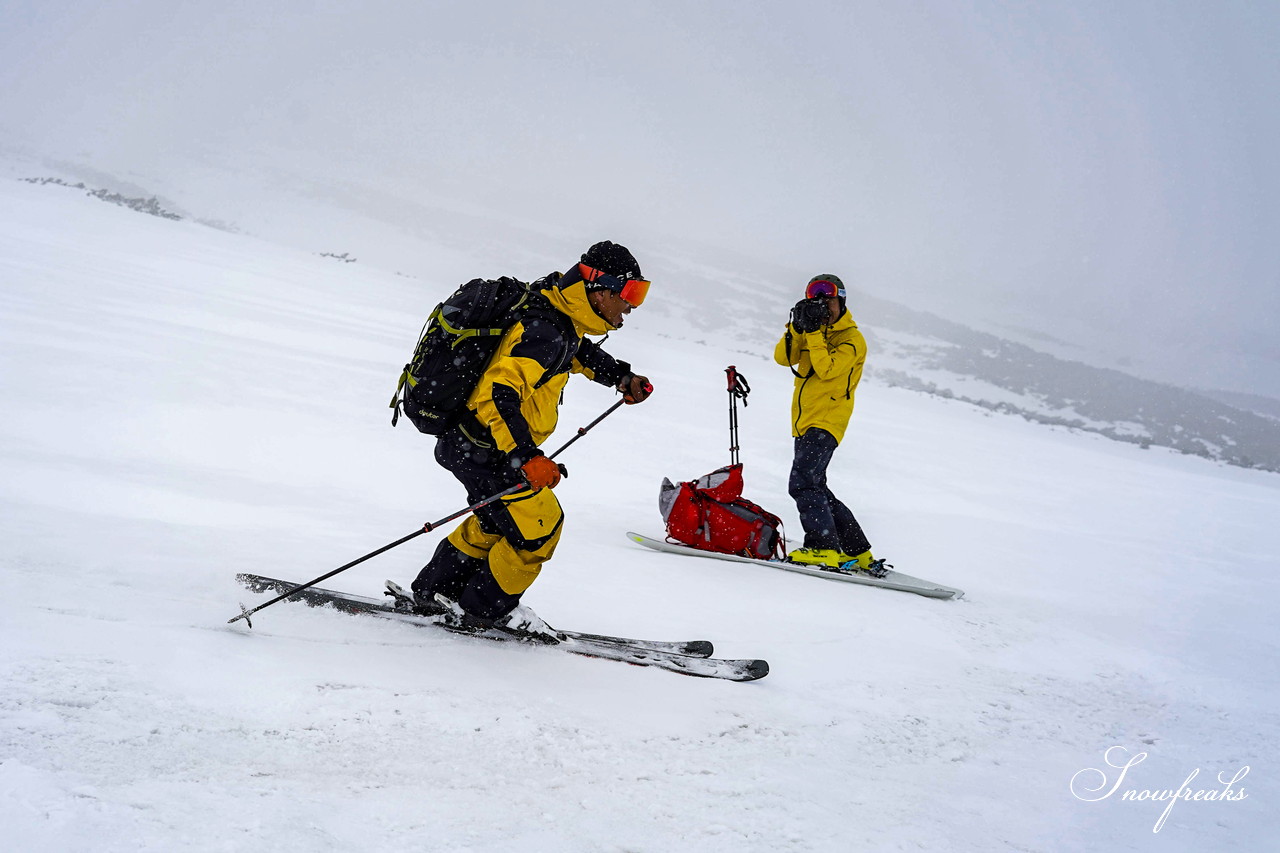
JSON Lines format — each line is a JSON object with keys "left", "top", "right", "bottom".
{"left": 790, "top": 297, "right": 830, "bottom": 334}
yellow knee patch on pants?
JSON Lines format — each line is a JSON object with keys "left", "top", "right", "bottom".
{"left": 500, "top": 487, "right": 563, "bottom": 545}
{"left": 488, "top": 488, "right": 564, "bottom": 594}
{"left": 447, "top": 516, "right": 501, "bottom": 559}
{"left": 488, "top": 524, "right": 563, "bottom": 595}
{"left": 443, "top": 488, "right": 565, "bottom": 596}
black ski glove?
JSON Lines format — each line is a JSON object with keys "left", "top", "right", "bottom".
{"left": 618, "top": 373, "right": 653, "bottom": 404}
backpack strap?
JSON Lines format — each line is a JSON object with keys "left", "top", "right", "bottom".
{"left": 436, "top": 291, "right": 533, "bottom": 347}
{"left": 686, "top": 489, "right": 715, "bottom": 545}
{"left": 390, "top": 377, "right": 406, "bottom": 426}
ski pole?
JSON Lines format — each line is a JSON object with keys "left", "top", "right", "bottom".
{"left": 725, "top": 366, "right": 750, "bottom": 465}
{"left": 548, "top": 397, "right": 626, "bottom": 459}
{"left": 227, "top": 398, "right": 628, "bottom": 627}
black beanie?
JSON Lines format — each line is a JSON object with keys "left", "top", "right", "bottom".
{"left": 580, "top": 241, "right": 642, "bottom": 281}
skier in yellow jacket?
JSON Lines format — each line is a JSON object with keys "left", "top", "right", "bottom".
{"left": 773, "top": 274, "right": 882, "bottom": 572}
{"left": 410, "top": 241, "right": 653, "bottom": 630}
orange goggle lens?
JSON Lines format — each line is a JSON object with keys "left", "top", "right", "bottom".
{"left": 619, "top": 277, "right": 650, "bottom": 307}
{"left": 578, "top": 263, "right": 650, "bottom": 307}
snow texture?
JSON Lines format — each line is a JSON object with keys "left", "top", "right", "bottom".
{"left": 2, "top": 177, "right": 1278, "bottom": 852}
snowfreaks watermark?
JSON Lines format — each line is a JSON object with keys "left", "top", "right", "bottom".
{"left": 1070, "top": 746, "right": 1249, "bottom": 833}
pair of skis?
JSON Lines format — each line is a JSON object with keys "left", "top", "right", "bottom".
{"left": 234, "top": 532, "right": 957, "bottom": 683}
{"left": 235, "top": 574, "right": 769, "bottom": 682}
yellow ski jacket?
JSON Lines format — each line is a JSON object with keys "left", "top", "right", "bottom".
{"left": 773, "top": 309, "right": 866, "bottom": 443}
{"left": 464, "top": 277, "right": 629, "bottom": 461}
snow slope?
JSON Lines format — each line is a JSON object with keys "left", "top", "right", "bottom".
{"left": 2, "top": 178, "right": 1278, "bottom": 852}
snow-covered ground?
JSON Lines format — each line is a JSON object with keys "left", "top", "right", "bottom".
{"left": 2, "top": 177, "right": 1278, "bottom": 852}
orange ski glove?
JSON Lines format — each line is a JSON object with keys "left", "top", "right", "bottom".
{"left": 521, "top": 454, "right": 565, "bottom": 490}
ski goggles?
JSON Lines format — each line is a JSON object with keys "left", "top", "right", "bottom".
{"left": 578, "top": 263, "right": 650, "bottom": 307}
{"left": 805, "top": 279, "right": 845, "bottom": 300}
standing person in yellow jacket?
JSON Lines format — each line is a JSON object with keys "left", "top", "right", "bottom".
{"left": 407, "top": 241, "right": 653, "bottom": 633}
{"left": 773, "top": 274, "right": 882, "bottom": 571}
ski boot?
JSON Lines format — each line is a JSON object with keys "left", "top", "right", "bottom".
{"left": 429, "top": 592, "right": 501, "bottom": 634}
{"left": 496, "top": 603, "right": 564, "bottom": 645}
{"left": 432, "top": 594, "right": 563, "bottom": 645}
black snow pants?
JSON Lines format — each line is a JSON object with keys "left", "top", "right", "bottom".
{"left": 787, "top": 427, "right": 871, "bottom": 556}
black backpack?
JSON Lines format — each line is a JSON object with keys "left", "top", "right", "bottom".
{"left": 390, "top": 276, "right": 542, "bottom": 434}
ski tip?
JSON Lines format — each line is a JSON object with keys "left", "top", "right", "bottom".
{"left": 744, "top": 659, "right": 770, "bottom": 681}
{"left": 235, "top": 573, "right": 272, "bottom": 593}
{"left": 686, "top": 640, "right": 715, "bottom": 657}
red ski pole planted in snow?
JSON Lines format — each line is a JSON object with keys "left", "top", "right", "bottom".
{"left": 725, "top": 365, "right": 751, "bottom": 466}
{"left": 228, "top": 399, "right": 628, "bottom": 628}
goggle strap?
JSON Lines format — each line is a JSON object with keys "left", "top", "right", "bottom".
{"left": 579, "top": 263, "right": 649, "bottom": 307}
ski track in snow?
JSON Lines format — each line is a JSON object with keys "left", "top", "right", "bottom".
{"left": 2, "top": 178, "right": 1278, "bottom": 852}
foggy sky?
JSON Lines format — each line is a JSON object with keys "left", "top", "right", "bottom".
{"left": 2, "top": 1, "right": 1277, "bottom": 396}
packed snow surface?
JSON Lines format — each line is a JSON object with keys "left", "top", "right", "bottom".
{"left": 2, "top": 179, "right": 1277, "bottom": 851}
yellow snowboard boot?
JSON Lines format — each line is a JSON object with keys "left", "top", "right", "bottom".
{"left": 787, "top": 548, "right": 852, "bottom": 568}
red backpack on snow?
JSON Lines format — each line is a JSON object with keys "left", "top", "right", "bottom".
{"left": 656, "top": 367, "right": 786, "bottom": 561}
{"left": 659, "top": 463, "right": 786, "bottom": 561}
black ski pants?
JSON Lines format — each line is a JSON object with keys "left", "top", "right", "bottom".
{"left": 788, "top": 427, "right": 870, "bottom": 556}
